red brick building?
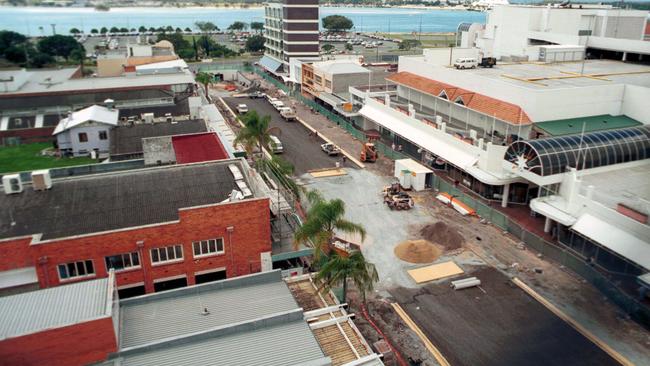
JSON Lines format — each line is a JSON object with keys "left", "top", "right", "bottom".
{"left": 0, "top": 159, "right": 272, "bottom": 297}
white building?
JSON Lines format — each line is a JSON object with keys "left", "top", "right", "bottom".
{"left": 53, "top": 105, "right": 119, "bottom": 157}
{"left": 461, "top": 4, "right": 650, "bottom": 62}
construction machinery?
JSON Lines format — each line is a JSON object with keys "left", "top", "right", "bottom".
{"left": 382, "top": 182, "right": 414, "bottom": 210}
{"left": 360, "top": 143, "right": 378, "bottom": 162}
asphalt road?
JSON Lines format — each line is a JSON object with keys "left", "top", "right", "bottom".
{"left": 224, "top": 96, "right": 343, "bottom": 176}
{"left": 389, "top": 267, "right": 619, "bottom": 366}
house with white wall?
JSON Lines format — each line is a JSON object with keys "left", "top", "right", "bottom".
{"left": 53, "top": 105, "right": 119, "bottom": 157}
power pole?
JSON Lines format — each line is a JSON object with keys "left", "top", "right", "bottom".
{"left": 50, "top": 24, "right": 56, "bottom": 35}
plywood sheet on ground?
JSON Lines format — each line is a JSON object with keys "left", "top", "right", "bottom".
{"left": 408, "top": 261, "right": 464, "bottom": 283}
{"left": 310, "top": 168, "right": 347, "bottom": 178}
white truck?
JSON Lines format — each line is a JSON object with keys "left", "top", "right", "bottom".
{"left": 453, "top": 57, "right": 478, "bottom": 69}
{"left": 278, "top": 107, "right": 296, "bottom": 121}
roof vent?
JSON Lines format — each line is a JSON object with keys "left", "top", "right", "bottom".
{"left": 200, "top": 307, "right": 210, "bottom": 316}
{"left": 104, "top": 98, "right": 115, "bottom": 109}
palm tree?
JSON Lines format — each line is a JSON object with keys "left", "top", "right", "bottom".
{"left": 316, "top": 250, "right": 378, "bottom": 304}
{"left": 233, "top": 110, "right": 280, "bottom": 160}
{"left": 294, "top": 190, "right": 366, "bottom": 258}
{"left": 194, "top": 71, "right": 212, "bottom": 97}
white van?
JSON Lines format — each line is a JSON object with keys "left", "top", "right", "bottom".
{"left": 453, "top": 58, "right": 478, "bottom": 69}
{"left": 269, "top": 135, "right": 283, "bottom": 154}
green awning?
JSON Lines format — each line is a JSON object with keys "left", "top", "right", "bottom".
{"left": 534, "top": 115, "right": 642, "bottom": 136}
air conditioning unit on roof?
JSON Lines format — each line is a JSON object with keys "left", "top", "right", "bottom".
{"left": 31, "top": 170, "right": 52, "bottom": 191}
{"left": 3, "top": 174, "right": 23, "bottom": 194}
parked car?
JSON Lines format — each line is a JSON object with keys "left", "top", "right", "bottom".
{"left": 269, "top": 135, "right": 283, "bottom": 154}
{"left": 278, "top": 107, "right": 296, "bottom": 121}
{"left": 249, "top": 91, "right": 265, "bottom": 98}
{"left": 453, "top": 58, "right": 478, "bottom": 69}
{"left": 321, "top": 143, "right": 340, "bottom": 156}
{"left": 236, "top": 104, "right": 249, "bottom": 114}
{"left": 271, "top": 100, "right": 285, "bottom": 110}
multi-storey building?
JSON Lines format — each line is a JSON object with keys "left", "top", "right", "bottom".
{"left": 261, "top": 0, "right": 320, "bottom": 74}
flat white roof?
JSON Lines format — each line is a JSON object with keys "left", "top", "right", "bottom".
{"left": 396, "top": 158, "right": 433, "bottom": 174}
{"left": 572, "top": 213, "right": 650, "bottom": 270}
{"left": 360, "top": 101, "right": 480, "bottom": 169}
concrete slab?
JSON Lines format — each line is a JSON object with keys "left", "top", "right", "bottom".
{"left": 407, "top": 261, "right": 464, "bottom": 284}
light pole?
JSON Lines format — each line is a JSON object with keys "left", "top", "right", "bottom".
{"left": 50, "top": 24, "right": 56, "bottom": 35}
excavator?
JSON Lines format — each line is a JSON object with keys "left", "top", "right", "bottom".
{"left": 360, "top": 142, "right": 378, "bottom": 163}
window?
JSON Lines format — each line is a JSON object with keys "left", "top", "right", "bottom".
{"left": 315, "top": 75, "right": 322, "bottom": 85}
{"left": 78, "top": 132, "right": 88, "bottom": 142}
{"left": 98, "top": 130, "right": 108, "bottom": 140}
{"left": 193, "top": 238, "right": 225, "bottom": 257}
{"left": 325, "top": 79, "right": 332, "bottom": 88}
{"left": 58, "top": 260, "right": 95, "bottom": 280}
{"left": 150, "top": 244, "right": 183, "bottom": 264}
{"left": 105, "top": 252, "right": 140, "bottom": 271}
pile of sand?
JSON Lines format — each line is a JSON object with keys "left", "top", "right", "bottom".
{"left": 419, "top": 222, "right": 464, "bottom": 250}
{"left": 394, "top": 239, "right": 442, "bottom": 263}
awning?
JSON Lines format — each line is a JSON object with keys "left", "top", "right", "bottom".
{"left": 571, "top": 213, "right": 650, "bottom": 270}
{"left": 317, "top": 92, "right": 344, "bottom": 108}
{"left": 360, "top": 104, "right": 479, "bottom": 169}
{"left": 259, "top": 56, "right": 283, "bottom": 74}
{"left": 529, "top": 197, "right": 577, "bottom": 226}
{"left": 0, "top": 267, "right": 38, "bottom": 289}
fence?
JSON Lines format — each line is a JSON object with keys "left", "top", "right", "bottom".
{"left": 434, "top": 176, "right": 650, "bottom": 328}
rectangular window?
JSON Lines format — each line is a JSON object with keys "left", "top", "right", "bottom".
{"left": 78, "top": 132, "right": 88, "bottom": 142}
{"left": 192, "top": 238, "right": 225, "bottom": 257}
{"left": 105, "top": 252, "right": 140, "bottom": 271}
{"left": 58, "top": 260, "right": 95, "bottom": 280}
{"left": 98, "top": 131, "right": 108, "bottom": 140}
{"left": 150, "top": 245, "right": 183, "bottom": 264}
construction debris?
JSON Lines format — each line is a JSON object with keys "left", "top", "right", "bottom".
{"left": 420, "top": 222, "right": 464, "bottom": 251}
{"left": 394, "top": 240, "right": 442, "bottom": 263}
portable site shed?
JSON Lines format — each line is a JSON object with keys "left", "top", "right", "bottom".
{"left": 394, "top": 158, "right": 434, "bottom": 191}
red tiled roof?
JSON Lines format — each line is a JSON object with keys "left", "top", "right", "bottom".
{"left": 172, "top": 132, "right": 229, "bottom": 164}
{"left": 387, "top": 72, "right": 532, "bottom": 125}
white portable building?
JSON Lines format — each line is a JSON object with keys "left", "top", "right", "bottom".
{"left": 394, "top": 159, "right": 434, "bottom": 191}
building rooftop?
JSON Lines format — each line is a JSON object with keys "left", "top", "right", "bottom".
{"left": 445, "top": 59, "right": 650, "bottom": 90}
{"left": 172, "top": 132, "right": 230, "bottom": 164}
{"left": 534, "top": 114, "right": 642, "bottom": 136}
{"left": 0, "top": 68, "right": 79, "bottom": 93}
{"left": 0, "top": 276, "right": 112, "bottom": 340}
{"left": 315, "top": 61, "right": 370, "bottom": 75}
{"left": 387, "top": 71, "right": 532, "bottom": 125}
{"left": 0, "top": 160, "right": 251, "bottom": 241}
{"left": 105, "top": 270, "right": 329, "bottom": 366}
{"left": 109, "top": 119, "right": 207, "bottom": 157}
{"left": 53, "top": 105, "right": 120, "bottom": 135}
{"left": 0, "top": 70, "right": 195, "bottom": 97}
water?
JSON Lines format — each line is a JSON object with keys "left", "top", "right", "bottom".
{"left": 0, "top": 6, "right": 485, "bottom": 35}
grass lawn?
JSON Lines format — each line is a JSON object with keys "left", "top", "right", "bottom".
{"left": 0, "top": 143, "right": 96, "bottom": 174}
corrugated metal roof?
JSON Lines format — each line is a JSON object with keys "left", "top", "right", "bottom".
{"left": 0, "top": 277, "right": 110, "bottom": 340}
{"left": 113, "top": 320, "right": 326, "bottom": 366}
{"left": 119, "top": 271, "right": 300, "bottom": 348}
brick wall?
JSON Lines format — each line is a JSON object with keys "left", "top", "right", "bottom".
{"left": 0, "top": 198, "right": 271, "bottom": 293}
{"left": 0, "top": 317, "right": 117, "bottom": 366}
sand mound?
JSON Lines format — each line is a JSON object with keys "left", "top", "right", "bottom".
{"left": 394, "top": 240, "right": 442, "bottom": 263}
{"left": 419, "top": 222, "right": 464, "bottom": 250}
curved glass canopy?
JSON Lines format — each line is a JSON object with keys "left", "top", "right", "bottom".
{"left": 505, "top": 126, "right": 650, "bottom": 176}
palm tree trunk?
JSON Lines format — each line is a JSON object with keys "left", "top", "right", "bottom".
{"left": 342, "top": 275, "right": 347, "bottom": 304}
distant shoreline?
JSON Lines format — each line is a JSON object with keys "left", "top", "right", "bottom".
{"left": 0, "top": 4, "right": 474, "bottom": 11}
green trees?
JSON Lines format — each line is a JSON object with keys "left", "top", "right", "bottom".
{"left": 69, "top": 47, "right": 86, "bottom": 75}
{"left": 228, "top": 21, "right": 247, "bottom": 32}
{"left": 322, "top": 44, "right": 335, "bottom": 53}
{"left": 138, "top": 26, "right": 147, "bottom": 33}
{"left": 109, "top": 26, "right": 119, "bottom": 33}
{"left": 194, "top": 72, "right": 212, "bottom": 96}
{"left": 245, "top": 35, "right": 265, "bottom": 52}
{"left": 195, "top": 21, "right": 218, "bottom": 34}
{"left": 119, "top": 27, "right": 129, "bottom": 33}
{"left": 90, "top": 28, "right": 99, "bottom": 34}
{"left": 0, "top": 30, "right": 55, "bottom": 68}
{"left": 69, "top": 28, "right": 81, "bottom": 35}
{"left": 344, "top": 42, "right": 353, "bottom": 51}
{"left": 250, "top": 22, "right": 264, "bottom": 33}
{"left": 316, "top": 250, "right": 378, "bottom": 304}
{"left": 100, "top": 27, "right": 108, "bottom": 34}
{"left": 184, "top": 27, "right": 192, "bottom": 33}
{"left": 322, "top": 15, "right": 354, "bottom": 32}
{"left": 37, "top": 35, "right": 83, "bottom": 60}
{"left": 233, "top": 110, "right": 281, "bottom": 159}
{"left": 294, "top": 190, "right": 366, "bottom": 258}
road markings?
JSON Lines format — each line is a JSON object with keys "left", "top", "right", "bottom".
{"left": 513, "top": 277, "right": 633, "bottom": 366}
{"left": 391, "top": 303, "right": 451, "bottom": 366}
